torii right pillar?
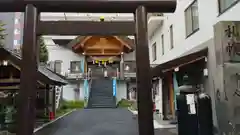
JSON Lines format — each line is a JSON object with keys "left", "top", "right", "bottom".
{"left": 135, "top": 6, "right": 154, "bottom": 135}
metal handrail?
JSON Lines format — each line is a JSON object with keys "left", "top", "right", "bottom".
{"left": 86, "top": 71, "right": 92, "bottom": 107}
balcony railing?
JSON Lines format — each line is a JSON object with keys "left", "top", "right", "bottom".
{"left": 64, "top": 70, "right": 136, "bottom": 80}
{"left": 148, "top": 13, "right": 163, "bottom": 20}
{"left": 65, "top": 72, "right": 84, "bottom": 79}
{"left": 124, "top": 72, "right": 136, "bottom": 78}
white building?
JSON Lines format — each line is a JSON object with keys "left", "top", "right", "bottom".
{"left": 44, "top": 37, "right": 86, "bottom": 101}
{"left": 149, "top": 0, "right": 240, "bottom": 65}
{"left": 41, "top": 13, "right": 137, "bottom": 103}
{"left": 150, "top": 0, "right": 240, "bottom": 132}
{"left": 41, "top": 12, "right": 161, "bottom": 103}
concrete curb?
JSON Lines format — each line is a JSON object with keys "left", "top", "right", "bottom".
{"left": 127, "top": 107, "right": 176, "bottom": 129}
{"left": 127, "top": 107, "right": 138, "bottom": 115}
{"left": 34, "top": 109, "right": 77, "bottom": 133}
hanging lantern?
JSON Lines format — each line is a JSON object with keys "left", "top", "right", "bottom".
{"left": 100, "top": 16, "right": 105, "bottom": 22}
{"left": 96, "top": 60, "right": 98, "bottom": 64}
{"left": 3, "top": 60, "right": 8, "bottom": 66}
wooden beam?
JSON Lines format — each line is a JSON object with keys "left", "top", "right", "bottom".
{"left": 0, "top": 85, "right": 20, "bottom": 90}
{"left": 0, "top": 78, "right": 20, "bottom": 83}
{"left": 0, "top": 0, "right": 176, "bottom": 13}
{"left": 114, "top": 36, "right": 132, "bottom": 49}
{"left": 37, "top": 21, "right": 135, "bottom": 35}
{"left": 85, "top": 46, "right": 121, "bottom": 50}
{"left": 80, "top": 36, "right": 93, "bottom": 47}
{"left": 7, "top": 61, "right": 48, "bottom": 86}
{"left": 85, "top": 53, "right": 121, "bottom": 56}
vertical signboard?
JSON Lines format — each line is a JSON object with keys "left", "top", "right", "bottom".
{"left": 113, "top": 78, "right": 117, "bottom": 96}
{"left": 84, "top": 79, "right": 89, "bottom": 106}
{"left": 81, "top": 59, "right": 85, "bottom": 73}
{"left": 173, "top": 72, "right": 178, "bottom": 110}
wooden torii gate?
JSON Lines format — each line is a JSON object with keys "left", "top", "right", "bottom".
{"left": 0, "top": 1, "right": 176, "bottom": 135}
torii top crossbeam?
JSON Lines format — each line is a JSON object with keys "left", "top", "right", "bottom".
{"left": 0, "top": 0, "right": 176, "bottom": 13}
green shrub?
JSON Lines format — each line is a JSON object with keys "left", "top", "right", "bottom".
{"left": 117, "top": 99, "right": 134, "bottom": 108}
{"left": 56, "top": 100, "right": 84, "bottom": 117}
{"left": 131, "top": 101, "right": 138, "bottom": 110}
{"left": 60, "top": 100, "right": 84, "bottom": 109}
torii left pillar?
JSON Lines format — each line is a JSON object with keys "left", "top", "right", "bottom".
{"left": 17, "top": 4, "right": 39, "bottom": 135}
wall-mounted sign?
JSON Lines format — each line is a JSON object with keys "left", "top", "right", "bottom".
{"left": 186, "top": 94, "right": 196, "bottom": 114}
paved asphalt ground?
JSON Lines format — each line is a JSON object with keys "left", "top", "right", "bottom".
{"left": 34, "top": 108, "right": 177, "bottom": 135}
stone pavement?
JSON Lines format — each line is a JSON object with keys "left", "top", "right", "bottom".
{"left": 129, "top": 108, "right": 178, "bottom": 135}
{"left": 34, "top": 108, "right": 178, "bottom": 135}
{"left": 155, "top": 128, "right": 178, "bottom": 135}
{"left": 35, "top": 108, "right": 138, "bottom": 135}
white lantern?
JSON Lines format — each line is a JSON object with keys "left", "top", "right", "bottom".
{"left": 3, "top": 60, "right": 8, "bottom": 66}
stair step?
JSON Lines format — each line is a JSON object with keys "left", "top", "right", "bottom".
{"left": 88, "top": 79, "right": 116, "bottom": 108}
{"left": 90, "top": 97, "right": 114, "bottom": 100}
{"left": 91, "top": 94, "right": 112, "bottom": 96}
{"left": 90, "top": 98, "right": 113, "bottom": 101}
{"left": 88, "top": 105, "right": 116, "bottom": 108}
{"left": 89, "top": 104, "right": 116, "bottom": 107}
{"left": 90, "top": 101, "right": 114, "bottom": 104}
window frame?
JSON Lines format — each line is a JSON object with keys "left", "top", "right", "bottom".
{"left": 218, "top": 0, "right": 240, "bottom": 14}
{"left": 152, "top": 42, "right": 157, "bottom": 62}
{"left": 54, "top": 60, "right": 62, "bottom": 74}
{"left": 161, "top": 34, "right": 164, "bottom": 55}
{"left": 70, "top": 61, "right": 82, "bottom": 73}
{"left": 169, "top": 25, "right": 174, "bottom": 49}
{"left": 14, "top": 28, "right": 21, "bottom": 35}
{"left": 15, "top": 18, "right": 20, "bottom": 24}
{"left": 184, "top": 0, "right": 199, "bottom": 38}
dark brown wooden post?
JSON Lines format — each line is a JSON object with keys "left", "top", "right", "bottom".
{"left": 17, "top": 4, "right": 38, "bottom": 135}
{"left": 162, "top": 79, "right": 169, "bottom": 120}
{"left": 45, "top": 84, "right": 50, "bottom": 117}
{"left": 135, "top": 6, "right": 154, "bottom": 135}
{"left": 52, "top": 87, "right": 56, "bottom": 118}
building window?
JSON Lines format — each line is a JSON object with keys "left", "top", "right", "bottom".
{"left": 15, "top": 18, "right": 20, "bottom": 24}
{"left": 14, "top": 40, "right": 20, "bottom": 46}
{"left": 152, "top": 42, "right": 157, "bottom": 61}
{"left": 70, "top": 61, "right": 82, "bottom": 73}
{"left": 14, "top": 40, "right": 18, "bottom": 46}
{"left": 161, "top": 34, "right": 164, "bottom": 55}
{"left": 54, "top": 60, "right": 62, "bottom": 74}
{"left": 219, "top": 0, "right": 238, "bottom": 13}
{"left": 14, "top": 28, "right": 21, "bottom": 35}
{"left": 170, "top": 25, "right": 174, "bottom": 49}
{"left": 185, "top": 0, "right": 199, "bottom": 37}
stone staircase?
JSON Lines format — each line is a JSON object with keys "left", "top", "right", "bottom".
{"left": 87, "top": 78, "right": 116, "bottom": 108}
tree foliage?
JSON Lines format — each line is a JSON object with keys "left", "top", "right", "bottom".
{"left": 39, "top": 37, "right": 49, "bottom": 63}
{"left": 0, "top": 20, "right": 6, "bottom": 47}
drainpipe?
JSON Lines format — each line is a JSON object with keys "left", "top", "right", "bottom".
{"left": 120, "top": 52, "right": 124, "bottom": 79}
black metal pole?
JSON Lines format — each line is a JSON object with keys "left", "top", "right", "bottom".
{"left": 135, "top": 6, "right": 154, "bottom": 135}
{"left": 17, "top": 4, "right": 38, "bottom": 135}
